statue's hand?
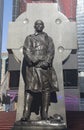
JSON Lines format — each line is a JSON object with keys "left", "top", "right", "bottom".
{"left": 40, "top": 62, "right": 49, "bottom": 69}
{"left": 56, "top": 87, "right": 59, "bottom": 91}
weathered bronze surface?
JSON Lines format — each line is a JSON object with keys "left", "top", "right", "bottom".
{"left": 21, "top": 20, "right": 59, "bottom": 121}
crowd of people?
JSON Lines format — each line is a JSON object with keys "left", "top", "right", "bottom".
{"left": 0, "top": 93, "right": 18, "bottom": 112}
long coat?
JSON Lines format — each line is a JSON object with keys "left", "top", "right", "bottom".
{"left": 22, "top": 32, "right": 58, "bottom": 93}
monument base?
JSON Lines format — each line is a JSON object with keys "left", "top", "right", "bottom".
{"left": 11, "top": 120, "right": 68, "bottom": 130}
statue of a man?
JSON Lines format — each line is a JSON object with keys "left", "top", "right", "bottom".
{"left": 21, "top": 20, "right": 59, "bottom": 121}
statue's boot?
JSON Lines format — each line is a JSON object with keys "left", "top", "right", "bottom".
{"left": 21, "top": 92, "right": 33, "bottom": 121}
{"left": 41, "top": 92, "right": 50, "bottom": 120}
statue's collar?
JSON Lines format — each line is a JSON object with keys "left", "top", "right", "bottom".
{"left": 34, "top": 32, "right": 44, "bottom": 36}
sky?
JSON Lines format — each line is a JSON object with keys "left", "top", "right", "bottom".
{"left": 2, "top": 0, "right": 13, "bottom": 52}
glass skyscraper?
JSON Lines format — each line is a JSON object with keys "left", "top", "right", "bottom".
{"left": 76, "top": 0, "right": 84, "bottom": 110}
{"left": 77, "top": 0, "right": 84, "bottom": 72}
{"left": 12, "top": 0, "right": 20, "bottom": 21}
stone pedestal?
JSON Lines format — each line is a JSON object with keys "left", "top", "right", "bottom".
{"left": 11, "top": 120, "right": 68, "bottom": 130}
{"left": 12, "top": 126, "right": 68, "bottom": 130}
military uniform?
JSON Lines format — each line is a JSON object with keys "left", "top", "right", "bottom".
{"left": 23, "top": 32, "right": 58, "bottom": 92}
{"left": 22, "top": 31, "right": 58, "bottom": 120}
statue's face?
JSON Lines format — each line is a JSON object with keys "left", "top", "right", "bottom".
{"left": 34, "top": 20, "right": 44, "bottom": 32}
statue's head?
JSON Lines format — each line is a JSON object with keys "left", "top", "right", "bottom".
{"left": 34, "top": 20, "right": 45, "bottom": 32}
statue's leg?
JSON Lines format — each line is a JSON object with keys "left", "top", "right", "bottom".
{"left": 41, "top": 91, "right": 50, "bottom": 120}
{"left": 22, "top": 92, "right": 33, "bottom": 121}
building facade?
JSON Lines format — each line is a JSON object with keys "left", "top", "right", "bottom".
{"left": 76, "top": 0, "right": 84, "bottom": 110}
{"left": 1, "top": 53, "right": 8, "bottom": 84}
{"left": 58, "top": 0, "right": 77, "bottom": 21}
{"left": 12, "top": 0, "right": 20, "bottom": 21}
{"left": 58, "top": 0, "right": 80, "bottom": 111}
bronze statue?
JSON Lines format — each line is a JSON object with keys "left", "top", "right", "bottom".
{"left": 21, "top": 20, "right": 59, "bottom": 121}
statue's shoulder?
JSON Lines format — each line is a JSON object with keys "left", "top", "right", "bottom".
{"left": 25, "top": 34, "right": 34, "bottom": 40}
{"left": 43, "top": 32, "right": 53, "bottom": 40}
{"left": 48, "top": 36, "right": 53, "bottom": 41}
{"left": 43, "top": 32, "right": 48, "bottom": 37}
{"left": 27, "top": 34, "right": 33, "bottom": 38}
